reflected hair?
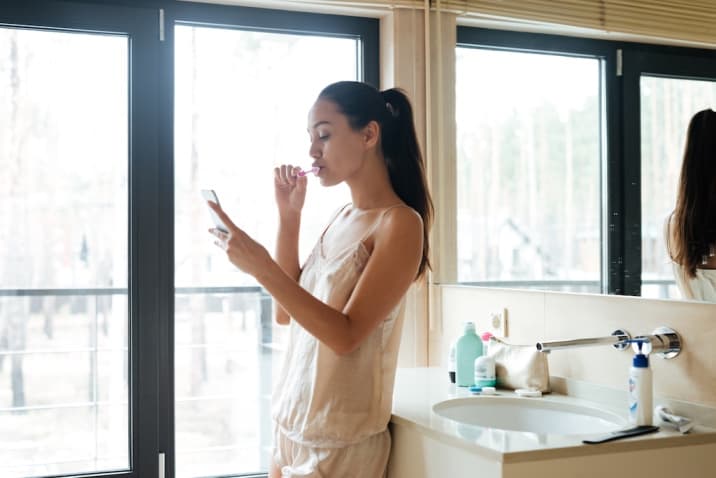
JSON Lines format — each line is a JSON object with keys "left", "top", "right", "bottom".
{"left": 317, "top": 81, "right": 433, "bottom": 279}
{"left": 668, "top": 109, "right": 716, "bottom": 278}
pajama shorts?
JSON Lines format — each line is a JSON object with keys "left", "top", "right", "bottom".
{"left": 273, "top": 426, "right": 391, "bottom": 478}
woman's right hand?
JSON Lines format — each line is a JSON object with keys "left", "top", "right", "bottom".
{"left": 274, "top": 164, "right": 308, "bottom": 217}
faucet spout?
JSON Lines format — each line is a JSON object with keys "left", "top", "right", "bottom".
{"left": 535, "top": 327, "right": 682, "bottom": 359}
{"left": 536, "top": 329, "right": 630, "bottom": 353}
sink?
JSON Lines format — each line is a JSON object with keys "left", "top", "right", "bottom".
{"left": 432, "top": 395, "right": 626, "bottom": 435}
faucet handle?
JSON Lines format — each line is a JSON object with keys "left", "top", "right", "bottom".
{"left": 632, "top": 327, "right": 682, "bottom": 359}
{"left": 611, "top": 329, "right": 631, "bottom": 350}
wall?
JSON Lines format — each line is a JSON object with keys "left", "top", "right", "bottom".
{"left": 382, "top": 8, "right": 431, "bottom": 367}
{"left": 432, "top": 285, "right": 716, "bottom": 407}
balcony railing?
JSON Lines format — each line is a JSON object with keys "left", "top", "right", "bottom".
{"left": 0, "top": 286, "right": 276, "bottom": 476}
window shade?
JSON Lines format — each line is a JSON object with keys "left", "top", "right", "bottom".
{"left": 281, "top": 0, "right": 715, "bottom": 45}
{"left": 281, "top": 0, "right": 426, "bottom": 8}
{"left": 437, "top": 0, "right": 716, "bottom": 46}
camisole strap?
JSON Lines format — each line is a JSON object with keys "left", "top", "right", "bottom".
{"left": 318, "top": 203, "right": 351, "bottom": 246}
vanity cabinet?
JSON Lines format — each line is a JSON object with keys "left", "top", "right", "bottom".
{"left": 388, "top": 368, "right": 716, "bottom": 478}
{"left": 388, "top": 420, "right": 501, "bottom": 478}
{"left": 388, "top": 419, "right": 716, "bottom": 478}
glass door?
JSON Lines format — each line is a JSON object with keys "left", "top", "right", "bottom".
{"left": 0, "top": 25, "right": 129, "bottom": 477}
{"left": 172, "top": 6, "right": 377, "bottom": 476}
{"left": 1, "top": 3, "right": 378, "bottom": 477}
{"left": 0, "top": 2, "right": 160, "bottom": 477}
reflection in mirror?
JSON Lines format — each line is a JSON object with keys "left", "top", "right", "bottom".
{"left": 640, "top": 77, "right": 716, "bottom": 301}
{"left": 455, "top": 47, "right": 602, "bottom": 293}
{"left": 665, "top": 110, "right": 716, "bottom": 303}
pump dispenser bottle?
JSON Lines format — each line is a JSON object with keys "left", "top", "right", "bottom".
{"left": 474, "top": 332, "right": 496, "bottom": 387}
{"left": 628, "top": 341, "right": 653, "bottom": 426}
{"left": 456, "top": 322, "right": 483, "bottom": 387}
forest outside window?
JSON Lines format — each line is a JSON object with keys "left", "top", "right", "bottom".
{"left": 0, "top": 1, "right": 378, "bottom": 477}
{"left": 455, "top": 28, "right": 716, "bottom": 298}
{"left": 455, "top": 45, "right": 603, "bottom": 293}
{"left": 172, "top": 17, "right": 372, "bottom": 478}
{"left": 0, "top": 26, "right": 130, "bottom": 477}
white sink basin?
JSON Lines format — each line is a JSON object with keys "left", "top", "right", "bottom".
{"left": 433, "top": 396, "right": 626, "bottom": 435}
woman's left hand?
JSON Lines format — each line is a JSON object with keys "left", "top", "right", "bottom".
{"left": 207, "top": 201, "right": 272, "bottom": 278}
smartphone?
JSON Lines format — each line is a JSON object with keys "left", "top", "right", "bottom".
{"left": 200, "top": 189, "right": 229, "bottom": 233}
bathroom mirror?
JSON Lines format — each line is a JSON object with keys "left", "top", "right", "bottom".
{"left": 453, "top": 29, "right": 716, "bottom": 303}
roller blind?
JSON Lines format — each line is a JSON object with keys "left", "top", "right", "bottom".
{"left": 283, "top": 1, "right": 716, "bottom": 45}
{"left": 437, "top": 0, "right": 716, "bottom": 45}
{"left": 280, "top": 0, "right": 715, "bottom": 45}
{"left": 281, "top": 0, "right": 426, "bottom": 8}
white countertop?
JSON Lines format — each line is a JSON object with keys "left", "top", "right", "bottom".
{"left": 390, "top": 368, "right": 716, "bottom": 464}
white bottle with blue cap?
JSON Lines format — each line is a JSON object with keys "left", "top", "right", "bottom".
{"left": 628, "top": 340, "right": 653, "bottom": 426}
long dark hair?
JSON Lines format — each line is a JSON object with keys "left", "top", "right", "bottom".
{"left": 668, "top": 109, "right": 716, "bottom": 278}
{"left": 318, "top": 81, "right": 434, "bottom": 279}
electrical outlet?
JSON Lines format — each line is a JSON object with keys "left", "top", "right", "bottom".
{"left": 488, "top": 308, "right": 508, "bottom": 338}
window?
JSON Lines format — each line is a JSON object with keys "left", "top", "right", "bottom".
{"left": 456, "top": 30, "right": 606, "bottom": 293}
{"left": 456, "top": 28, "right": 716, "bottom": 297}
{"left": 456, "top": 48, "right": 602, "bottom": 291}
{"left": 0, "top": 1, "right": 162, "bottom": 475}
{"left": 169, "top": 3, "right": 377, "bottom": 477}
{"left": 0, "top": 2, "right": 378, "bottom": 478}
{"left": 0, "top": 27, "right": 129, "bottom": 476}
{"left": 615, "top": 48, "right": 716, "bottom": 298}
{"left": 638, "top": 76, "right": 716, "bottom": 299}
{"left": 173, "top": 23, "right": 366, "bottom": 476}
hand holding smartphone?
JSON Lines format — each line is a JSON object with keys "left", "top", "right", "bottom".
{"left": 201, "top": 189, "right": 229, "bottom": 233}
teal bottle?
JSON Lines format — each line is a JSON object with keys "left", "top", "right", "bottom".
{"left": 455, "top": 322, "right": 483, "bottom": 387}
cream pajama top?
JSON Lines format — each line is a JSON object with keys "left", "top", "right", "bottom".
{"left": 672, "top": 263, "right": 716, "bottom": 302}
{"left": 272, "top": 205, "right": 407, "bottom": 448}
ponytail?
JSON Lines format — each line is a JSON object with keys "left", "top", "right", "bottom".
{"left": 318, "top": 81, "right": 434, "bottom": 278}
{"left": 380, "top": 88, "right": 433, "bottom": 279}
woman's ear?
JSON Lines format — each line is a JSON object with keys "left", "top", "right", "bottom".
{"left": 362, "top": 120, "right": 380, "bottom": 149}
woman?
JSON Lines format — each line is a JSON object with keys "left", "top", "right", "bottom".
{"left": 666, "top": 108, "right": 716, "bottom": 301}
{"left": 208, "top": 81, "right": 433, "bottom": 477}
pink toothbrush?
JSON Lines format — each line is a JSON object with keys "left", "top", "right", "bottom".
{"left": 297, "top": 166, "right": 320, "bottom": 177}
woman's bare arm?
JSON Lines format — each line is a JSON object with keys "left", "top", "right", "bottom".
{"left": 210, "top": 202, "right": 423, "bottom": 355}
{"left": 272, "top": 165, "right": 308, "bottom": 325}
{"left": 274, "top": 213, "right": 301, "bottom": 325}
{"left": 252, "top": 207, "right": 423, "bottom": 354}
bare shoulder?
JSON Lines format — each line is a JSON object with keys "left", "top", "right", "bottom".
{"left": 376, "top": 205, "right": 423, "bottom": 242}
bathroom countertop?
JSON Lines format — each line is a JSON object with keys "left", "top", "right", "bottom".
{"left": 390, "top": 367, "right": 716, "bottom": 464}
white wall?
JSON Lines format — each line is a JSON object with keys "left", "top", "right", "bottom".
{"left": 434, "top": 285, "right": 716, "bottom": 407}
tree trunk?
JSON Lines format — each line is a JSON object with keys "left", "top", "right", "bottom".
{"left": 6, "top": 29, "right": 28, "bottom": 410}
{"left": 189, "top": 28, "right": 208, "bottom": 397}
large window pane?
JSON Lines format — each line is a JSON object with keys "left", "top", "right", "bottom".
{"left": 0, "top": 28, "right": 129, "bottom": 477}
{"left": 456, "top": 48, "right": 602, "bottom": 292}
{"left": 174, "top": 25, "right": 356, "bottom": 477}
{"left": 640, "top": 76, "right": 716, "bottom": 299}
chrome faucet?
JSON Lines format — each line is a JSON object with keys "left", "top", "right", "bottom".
{"left": 536, "top": 327, "right": 682, "bottom": 359}
{"left": 536, "top": 329, "right": 630, "bottom": 353}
